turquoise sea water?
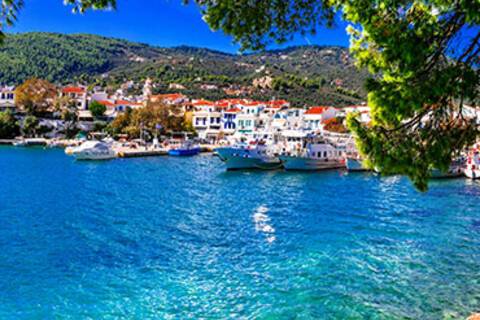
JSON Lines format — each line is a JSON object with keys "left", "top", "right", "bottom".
{"left": 1, "top": 146, "right": 480, "bottom": 319}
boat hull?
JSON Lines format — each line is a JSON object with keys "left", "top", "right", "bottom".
{"left": 346, "top": 157, "right": 368, "bottom": 172}
{"left": 225, "top": 155, "right": 282, "bottom": 170}
{"left": 464, "top": 169, "right": 480, "bottom": 179}
{"left": 74, "top": 151, "right": 117, "bottom": 160}
{"left": 430, "top": 166, "right": 463, "bottom": 179}
{"left": 280, "top": 156, "right": 345, "bottom": 171}
{"left": 215, "top": 147, "right": 244, "bottom": 161}
{"left": 168, "top": 148, "right": 201, "bottom": 156}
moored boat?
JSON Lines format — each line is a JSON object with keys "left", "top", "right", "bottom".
{"left": 216, "top": 143, "right": 282, "bottom": 170}
{"left": 168, "top": 140, "right": 201, "bottom": 156}
{"left": 430, "top": 159, "right": 464, "bottom": 179}
{"left": 345, "top": 157, "right": 369, "bottom": 172}
{"left": 68, "top": 140, "right": 117, "bottom": 160}
{"left": 280, "top": 139, "right": 345, "bottom": 171}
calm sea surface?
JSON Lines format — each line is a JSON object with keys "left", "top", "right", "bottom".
{"left": 1, "top": 146, "right": 480, "bottom": 319}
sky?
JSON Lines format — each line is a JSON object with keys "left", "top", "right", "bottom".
{"left": 8, "top": 0, "right": 351, "bottom": 53}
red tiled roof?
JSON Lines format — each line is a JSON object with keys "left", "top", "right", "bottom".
{"left": 305, "top": 106, "right": 331, "bottom": 115}
{"left": 192, "top": 99, "right": 214, "bottom": 106}
{"left": 97, "top": 100, "right": 115, "bottom": 107}
{"left": 225, "top": 107, "right": 241, "bottom": 113}
{"left": 241, "top": 101, "right": 261, "bottom": 107}
{"left": 263, "top": 99, "right": 289, "bottom": 108}
{"left": 163, "top": 93, "right": 185, "bottom": 100}
{"left": 63, "top": 86, "right": 85, "bottom": 94}
{"left": 215, "top": 101, "right": 230, "bottom": 108}
{"left": 115, "top": 100, "right": 143, "bottom": 106}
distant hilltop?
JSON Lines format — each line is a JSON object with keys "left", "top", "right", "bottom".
{"left": 0, "top": 32, "right": 368, "bottom": 107}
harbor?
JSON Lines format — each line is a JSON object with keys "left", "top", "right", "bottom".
{"left": 5, "top": 132, "right": 480, "bottom": 182}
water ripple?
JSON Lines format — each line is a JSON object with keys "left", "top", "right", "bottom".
{"left": 1, "top": 148, "right": 480, "bottom": 319}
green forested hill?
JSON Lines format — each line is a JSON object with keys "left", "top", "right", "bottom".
{"left": 0, "top": 32, "right": 369, "bottom": 106}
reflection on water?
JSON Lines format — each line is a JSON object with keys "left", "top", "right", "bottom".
{"left": 253, "top": 205, "right": 276, "bottom": 243}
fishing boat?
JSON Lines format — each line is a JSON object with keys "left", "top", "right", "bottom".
{"left": 168, "top": 140, "right": 201, "bottom": 156}
{"left": 464, "top": 149, "right": 480, "bottom": 179}
{"left": 215, "top": 142, "right": 249, "bottom": 161}
{"left": 280, "top": 139, "right": 345, "bottom": 171}
{"left": 68, "top": 140, "right": 117, "bottom": 160}
{"left": 216, "top": 142, "right": 282, "bottom": 170}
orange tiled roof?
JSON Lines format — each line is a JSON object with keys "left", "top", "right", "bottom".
{"left": 305, "top": 106, "right": 331, "bottom": 115}
{"left": 97, "top": 100, "right": 115, "bottom": 107}
{"left": 225, "top": 107, "right": 241, "bottom": 113}
{"left": 192, "top": 99, "right": 215, "bottom": 106}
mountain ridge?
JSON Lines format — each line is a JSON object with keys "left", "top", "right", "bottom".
{"left": 0, "top": 32, "right": 368, "bottom": 106}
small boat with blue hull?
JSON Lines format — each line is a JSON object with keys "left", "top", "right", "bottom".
{"left": 168, "top": 141, "right": 201, "bottom": 156}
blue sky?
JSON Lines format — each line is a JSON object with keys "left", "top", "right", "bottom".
{"left": 9, "top": 0, "right": 350, "bottom": 53}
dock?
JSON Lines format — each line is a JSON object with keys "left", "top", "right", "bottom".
{"left": 0, "top": 139, "right": 14, "bottom": 145}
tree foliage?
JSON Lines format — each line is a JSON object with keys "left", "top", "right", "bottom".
{"left": 108, "top": 103, "right": 188, "bottom": 139}
{"left": 14, "top": 78, "right": 57, "bottom": 114}
{"left": 88, "top": 100, "right": 107, "bottom": 118}
{"left": 22, "top": 115, "right": 39, "bottom": 137}
{"left": 0, "top": 110, "right": 19, "bottom": 138}
{"left": 195, "top": 0, "right": 480, "bottom": 191}
{"left": 0, "top": 33, "right": 367, "bottom": 106}
{"left": 55, "top": 96, "right": 79, "bottom": 138}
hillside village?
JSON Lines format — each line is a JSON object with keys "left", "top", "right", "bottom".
{"left": 0, "top": 78, "right": 372, "bottom": 142}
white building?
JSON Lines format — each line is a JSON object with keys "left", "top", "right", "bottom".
{"left": 303, "top": 106, "right": 337, "bottom": 132}
{"left": 236, "top": 101, "right": 263, "bottom": 135}
{"left": 61, "top": 86, "right": 87, "bottom": 110}
{"left": 341, "top": 105, "right": 371, "bottom": 123}
{"left": 285, "top": 108, "right": 306, "bottom": 130}
{"left": 192, "top": 100, "right": 222, "bottom": 140}
{"left": 150, "top": 93, "right": 188, "bottom": 105}
{"left": 0, "top": 86, "right": 15, "bottom": 112}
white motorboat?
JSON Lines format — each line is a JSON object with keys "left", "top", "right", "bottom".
{"left": 280, "top": 139, "right": 345, "bottom": 171}
{"left": 68, "top": 141, "right": 116, "bottom": 160}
